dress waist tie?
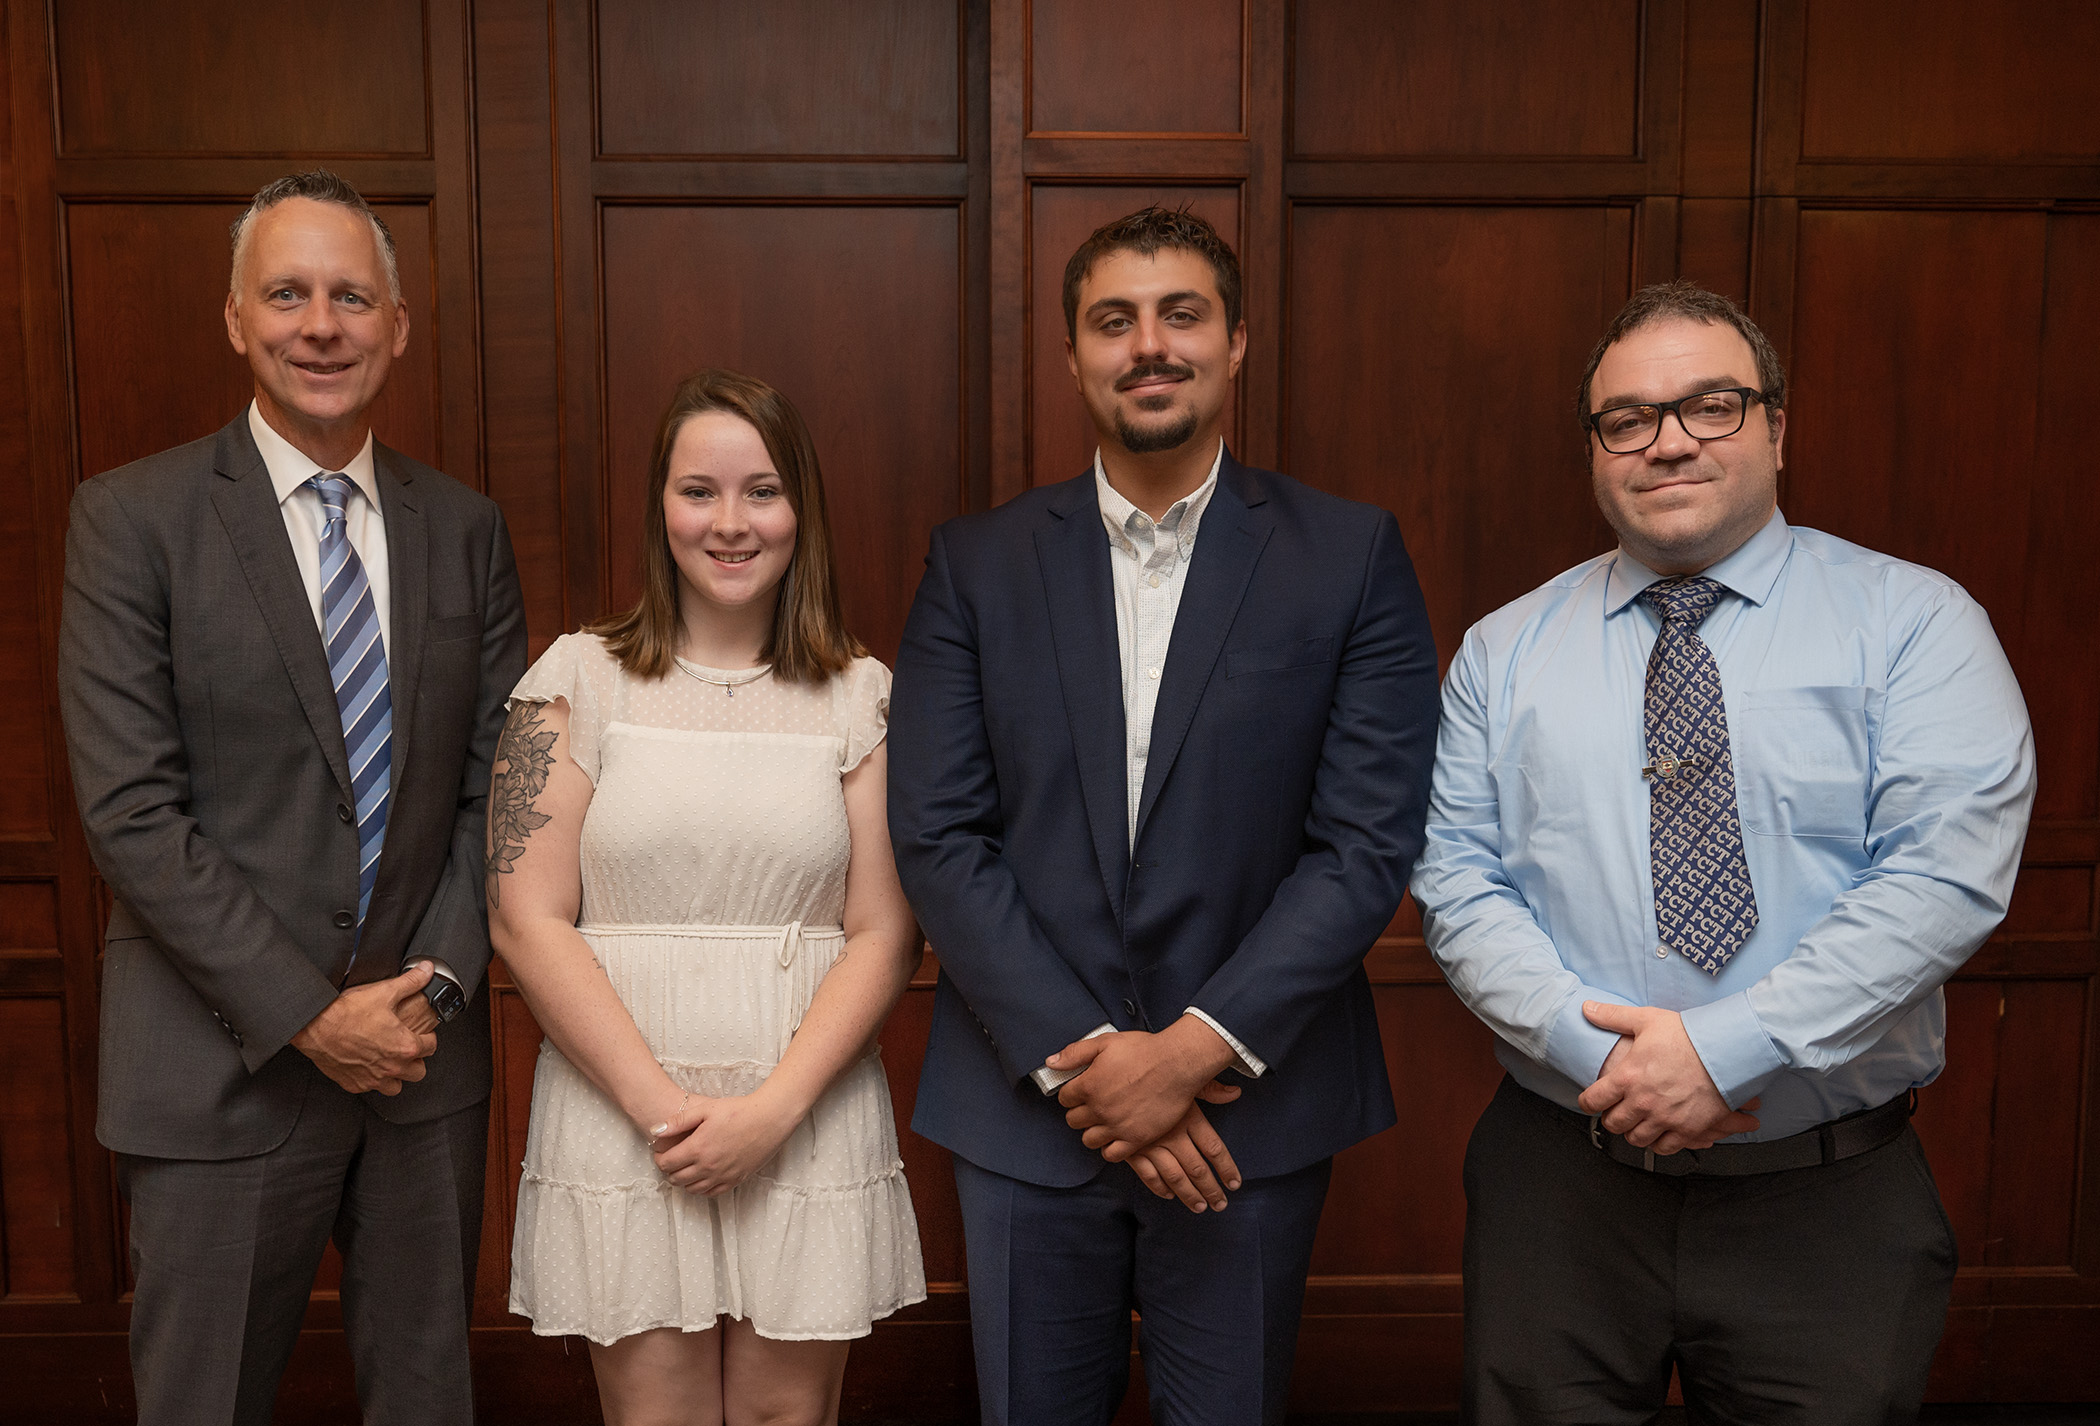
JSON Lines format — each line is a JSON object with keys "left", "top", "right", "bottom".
{"left": 573, "top": 918, "right": 842, "bottom": 1106}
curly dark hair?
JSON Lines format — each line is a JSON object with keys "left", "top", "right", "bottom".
{"left": 1576, "top": 280, "right": 1787, "bottom": 425}
{"left": 1061, "top": 205, "right": 1243, "bottom": 342}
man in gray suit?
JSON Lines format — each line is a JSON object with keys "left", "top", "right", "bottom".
{"left": 58, "top": 171, "right": 525, "bottom": 1426}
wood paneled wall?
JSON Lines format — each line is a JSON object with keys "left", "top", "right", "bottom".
{"left": 3, "top": 2, "right": 2095, "bottom": 1419}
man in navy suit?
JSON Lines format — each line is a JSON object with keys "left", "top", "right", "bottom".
{"left": 889, "top": 207, "right": 1441, "bottom": 1426}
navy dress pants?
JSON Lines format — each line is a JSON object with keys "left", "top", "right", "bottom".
{"left": 953, "top": 1151, "right": 1332, "bottom": 1426}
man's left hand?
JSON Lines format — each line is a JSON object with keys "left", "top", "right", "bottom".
{"left": 1054, "top": 1015, "right": 1241, "bottom": 1152}
{"left": 1576, "top": 1002, "right": 1761, "bottom": 1153}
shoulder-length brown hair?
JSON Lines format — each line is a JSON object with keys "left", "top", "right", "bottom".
{"left": 588, "top": 368, "right": 864, "bottom": 683}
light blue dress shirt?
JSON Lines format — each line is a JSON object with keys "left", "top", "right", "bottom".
{"left": 1411, "top": 510, "right": 2035, "bottom": 1140}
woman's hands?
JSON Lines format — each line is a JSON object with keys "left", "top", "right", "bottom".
{"left": 646, "top": 1084, "right": 805, "bottom": 1196}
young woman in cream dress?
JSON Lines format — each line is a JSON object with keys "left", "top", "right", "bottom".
{"left": 489, "top": 369, "right": 924, "bottom": 1425}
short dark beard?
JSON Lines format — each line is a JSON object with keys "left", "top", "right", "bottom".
{"left": 1114, "top": 406, "right": 1199, "bottom": 454}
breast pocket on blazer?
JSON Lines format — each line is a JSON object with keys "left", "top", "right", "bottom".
{"left": 1226, "top": 636, "right": 1334, "bottom": 678}
{"left": 1732, "top": 685, "right": 1873, "bottom": 839}
{"left": 426, "top": 611, "right": 484, "bottom": 644}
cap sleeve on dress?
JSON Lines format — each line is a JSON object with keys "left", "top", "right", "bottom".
{"left": 508, "top": 632, "right": 611, "bottom": 784}
{"left": 838, "top": 656, "right": 893, "bottom": 774}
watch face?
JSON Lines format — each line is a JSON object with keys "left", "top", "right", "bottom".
{"left": 431, "top": 980, "right": 466, "bottom": 1023}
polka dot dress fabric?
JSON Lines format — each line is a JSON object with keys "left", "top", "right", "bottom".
{"left": 505, "top": 634, "right": 925, "bottom": 1344}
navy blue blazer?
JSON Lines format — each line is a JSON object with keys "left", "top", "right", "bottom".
{"left": 889, "top": 452, "right": 1441, "bottom": 1186}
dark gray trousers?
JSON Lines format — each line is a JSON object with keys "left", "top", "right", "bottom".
{"left": 118, "top": 1059, "right": 488, "bottom": 1426}
{"left": 1463, "top": 1076, "right": 1956, "bottom": 1426}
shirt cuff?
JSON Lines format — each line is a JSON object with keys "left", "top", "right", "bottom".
{"left": 1544, "top": 991, "right": 1630, "bottom": 1088}
{"left": 1678, "top": 992, "right": 1787, "bottom": 1109}
{"left": 1184, "top": 1007, "right": 1267, "bottom": 1078}
{"left": 1031, "top": 1023, "right": 1115, "bottom": 1095}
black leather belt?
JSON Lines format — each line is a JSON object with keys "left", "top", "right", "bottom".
{"left": 1531, "top": 1083, "right": 1916, "bottom": 1178}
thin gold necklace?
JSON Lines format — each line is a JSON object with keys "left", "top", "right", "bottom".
{"left": 675, "top": 657, "right": 770, "bottom": 697}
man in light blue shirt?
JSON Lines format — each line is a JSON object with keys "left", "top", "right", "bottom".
{"left": 1412, "top": 280, "right": 2034, "bottom": 1424}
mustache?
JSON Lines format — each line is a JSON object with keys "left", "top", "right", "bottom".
{"left": 1116, "top": 362, "right": 1194, "bottom": 392}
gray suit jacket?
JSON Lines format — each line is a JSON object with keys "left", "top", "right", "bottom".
{"left": 60, "top": 413, "right": 527, "bottom": 1159}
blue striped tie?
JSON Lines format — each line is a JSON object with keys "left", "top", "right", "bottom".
{"left": 309, "top": 474, "right": 391, "bottom": 951}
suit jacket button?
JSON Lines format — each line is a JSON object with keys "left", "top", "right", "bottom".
{"left": 333, "top": 910, "right": 355, "bottom": 929}
{"left": 1121, "top": 998, "right": 1139, "bottom": 1017}
{"left": 337, "top": 803, "right": 353, "bottom": 823}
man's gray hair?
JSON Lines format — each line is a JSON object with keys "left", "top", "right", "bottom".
{"left": 228, "top": 170, "right": 400, "bottom": 303}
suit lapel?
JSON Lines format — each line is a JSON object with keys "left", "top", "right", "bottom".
{"left": 375, "top": 445, "right": 425, "bottom": 809}
{"left": 210, "top": 419, "right": 355, "bottom": 802}
{"left": 1133, "top": 454, "right": 1271, "bottom": 844}
{"left": 1035, "top": 474, "right": 1132, "bottom": 918}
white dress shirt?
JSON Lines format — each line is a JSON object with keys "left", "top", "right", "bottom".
{"left": 249, "top": 403, "right": 462, "bottom": 998}
{"left": 1032, "top": 442, "right": 1266, "bottom": 1093}
{"left": 248, "top": 401, "right": 389, "bottom": 655}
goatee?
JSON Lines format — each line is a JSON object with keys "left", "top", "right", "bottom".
{"left": 1114, "top": 407, "right": 1199, "bottom": 454}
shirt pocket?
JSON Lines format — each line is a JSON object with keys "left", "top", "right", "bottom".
{"left": 1225, "top": 635, "right": 1334, "bottom": 677}
{"left": 1731, "top": 685, "right": 1873, "bottom": 839}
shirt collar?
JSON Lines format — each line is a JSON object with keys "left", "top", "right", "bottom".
{"left": 1605, "top": 507, "right": 1794, "bottom": 616}
{"left": 1093, "top": 439, "right": 1223, "bottom": 555}
{"left": 248, "top": 400, "right": 380, "bottom": 514}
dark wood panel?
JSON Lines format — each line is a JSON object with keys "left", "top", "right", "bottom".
{"left": 1985, "top": 980, "right": 2086, "bottom": 1268}
{"left": 597, "top": 203, "right": 963, "bottom": 662}
{"left": 878, "top": 987, "right": 964, "bottom": 1285}
{"left": 1679, "top": 0, "right": 1756, "bottom": 197}
{"left": 1029, "top": 184, "right": 1239, "bottom": 490}
{"left": 1676, "top": 197, "right": 1750, "bottom": 306}
{"left": 1917, "top": 981, "right": 2005, "bottom": 1267}
{"left": 1784, "top": 208, "right": 2100, "bottom": 828}
{"left": 0, "top": 18, "right": 51, "bottom": 838}
{"left": 1290, "top": 0, "right": 1640, "bottom": 159}
{"left": 594, "top": 0, "right": 960, "bottom": 158}
{"left": 1029, "top": 0, "right": 1241, "bottom": 137}
{"left": 2028, "top": 214, "right": 2100, "bottom": 820}
{"left": 1799, "top": 0, "right": 2100, "bottom": 163}
{"left": 2002, "top": 866, "right": 2094, "bottom": 937}
{"left": 0, "top": 880, "right": 57, "bottom": 950}
{"left": 1311, "top": 984, "right": 1501, "bottom": 1278}
{"left": 65, "top": 202, "right": 440, "bottom": 481}
{"left": 491, "top": 984, "right": 540, "bottom": 1328}
{"left": 52, "top": 0, "right": 428, "bottom": 157}
{"left": 1286, "top": 203, "right": 1627, "bottom": 664}
{"left": 0, "top": 998, "right": 74, "bottom": 1297}
{"left": 474, "top": 0, "right": 569, "bottom": 642}
{"left": 0, "top": 442, "right": 49, "bottom": 833}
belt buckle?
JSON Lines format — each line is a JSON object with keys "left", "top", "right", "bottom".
{"left": 1588, "top": 1114, "right": 1604, "bottom": 1150}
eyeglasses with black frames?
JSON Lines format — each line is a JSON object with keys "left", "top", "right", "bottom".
{"left": 1584, "top": 386, "right": 1768, "bottom": 454}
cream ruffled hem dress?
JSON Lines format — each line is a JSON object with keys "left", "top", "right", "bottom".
{"left": 505, "top": 633, "right": 925, "bottom": 1344}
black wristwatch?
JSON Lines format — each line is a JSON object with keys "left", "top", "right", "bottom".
{"left": 422, "top": 960, "right": 467, "bottom": 1024}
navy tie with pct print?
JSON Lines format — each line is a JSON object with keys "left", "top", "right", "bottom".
{"left": 1640, "top": 576, "right": 1758, "bottom": 974}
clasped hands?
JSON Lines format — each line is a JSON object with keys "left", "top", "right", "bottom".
{"left": 645, "top": 1084, "right": 802, "bottom": 1198}
{"left": 292, "top": 961, "right": 440, "bottom": 1095}
{"left": 1577, "top": 1001, "right": 1761, "bottom": 1154}
{"left": 1050, "top": 1015, "right": 1244, "bottom": 1214}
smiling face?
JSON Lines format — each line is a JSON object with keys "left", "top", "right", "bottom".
{"left": 1066, "top": 245, "right": 1246, "bottom": 457}
{"left": 1587, "top": 317, "right": 1785, "bottom": 574}
{"left": 662, "top": 411, "right": 799, "bottom": 635}
{"left": 224, "top": 198, "right": 407, "bottom": 461}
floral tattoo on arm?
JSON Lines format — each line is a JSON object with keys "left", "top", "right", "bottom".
{"left": 487, "top": 702, "right": 557, "bottom": 909}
